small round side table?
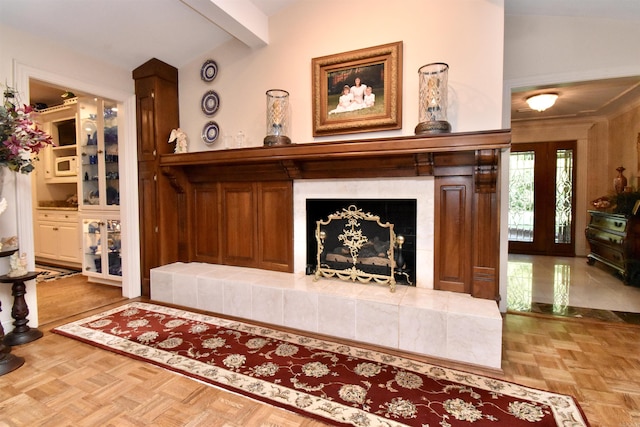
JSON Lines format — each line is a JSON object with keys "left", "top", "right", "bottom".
{"left": 1, "top": 271, "right": 43, "bottom": 346}
{"left": 0, "top": 295, "right": 25, "bottom": 375}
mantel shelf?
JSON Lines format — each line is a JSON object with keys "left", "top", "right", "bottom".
{"left": 160, "top": 129, "right": 511, "bottom": 168}
{"left": 159, "top": 129, "right": 511, "bottom": 184}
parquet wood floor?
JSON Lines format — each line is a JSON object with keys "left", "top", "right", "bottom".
{"left": 1, "top": 276, "right": 639, "bottom": 426}
{"left": 36, "top": 274, "right": 126, "bottom": 325}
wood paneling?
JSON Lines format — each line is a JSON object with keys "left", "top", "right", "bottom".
{"left": 155, "top": 131, "right": 509, "bottom": 300}
{"left": 137, "top": 164, "right": 158, "bottom": 292}
{"left": 192, "top": 184, "right": 219, "bottom": 262}
{"left": 435, "top": 176, "right": 472, "bottom": 293}
{"left": 185, "top": 181, "right": 294, "bottom": 272}
{"left": 472, "top": 191, "right": 499, "bottom": 299}
{"left": 222, "top": 182, "right": 257, "bottom": 266}
{"left": 257, "top": 181, "right": 293, "bottom": 272}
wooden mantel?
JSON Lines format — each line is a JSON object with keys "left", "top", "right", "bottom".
{"left": 154, "top": 130, "right": 511, "bottom": 301}
{"left": 160, "top": 130, "right": 511, "bottom": 183}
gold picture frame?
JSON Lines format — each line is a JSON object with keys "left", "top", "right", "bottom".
{"left": 312, "top": 41, "right": 403, "bottom": 136}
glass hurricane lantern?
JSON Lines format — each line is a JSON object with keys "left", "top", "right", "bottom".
{"left": 263, "top": 89, "right": 291, "bottom": 146}
{"left": 415, "top": 62, "right": 451, "bottom": 134}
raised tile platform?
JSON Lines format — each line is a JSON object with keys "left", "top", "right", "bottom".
{"left": 151, "top": 262, "right": 503, "bottom": 369}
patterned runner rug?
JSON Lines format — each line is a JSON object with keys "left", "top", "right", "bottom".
{"left": 35, "top": 264, "right": 81, "bottom": 282}
{"left": 52, "top": 302, "right": 589, "bottom": 426}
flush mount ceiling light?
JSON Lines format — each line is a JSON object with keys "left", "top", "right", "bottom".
{"left": 526, "top": 93, "right": 558, "bottom": 112}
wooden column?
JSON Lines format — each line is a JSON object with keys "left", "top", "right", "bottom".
{"left": 132, "top": 58, "right": 179, "bottom": 296}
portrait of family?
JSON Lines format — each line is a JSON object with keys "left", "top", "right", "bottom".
{"left": 326, "top": 63, "right": 385, "bottom": 117}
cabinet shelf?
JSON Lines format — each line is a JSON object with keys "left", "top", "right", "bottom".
{"left": 52, "top": 145, "right": 77, "bottom": 152}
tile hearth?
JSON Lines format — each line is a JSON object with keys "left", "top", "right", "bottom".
{"left": 151, "top": 262, "right": 503, "bottom": 370}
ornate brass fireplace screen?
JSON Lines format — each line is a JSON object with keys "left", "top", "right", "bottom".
{"left": 314, "top": 205, "right": 399, "bottom": 292}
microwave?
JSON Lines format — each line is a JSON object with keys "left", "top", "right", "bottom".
{"left": 54, "top": 156, "right": 78, "bottom": 177}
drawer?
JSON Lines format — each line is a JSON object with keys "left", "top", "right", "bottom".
{"left": 36, "top": 210, "right": 78, "bottom": 223}
{"left": 586, "top": 228, "right": 624, "bottom": 246}
{"left": 589, "top": 242, "right": 625, "bottom": 269}
{"left": 589, "top": 214, "right": 628, "bottom": 232}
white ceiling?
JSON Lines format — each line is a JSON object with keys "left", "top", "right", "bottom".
{"left": 3, "top": 0, "right": 640, "bottom": 120}
{"left": 0, "top": 0, "right": 295, "bottom": 71}
{"left": 504, "top": 0, "right": 640, "bottom": 20}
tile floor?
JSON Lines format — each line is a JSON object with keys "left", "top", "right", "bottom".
{"left": 507, "top": 254, "right": 640, "bottom": 323}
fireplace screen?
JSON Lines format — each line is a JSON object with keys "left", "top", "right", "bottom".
{"left": 314, "top": 205, "right": 400, "bottom": 292}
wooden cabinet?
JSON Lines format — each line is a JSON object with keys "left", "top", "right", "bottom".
{"left": 133, "top": 58, "right": 179, "bottom": 296}
{"left": 189, "top": 181, "right": 293, "bottom": 272}
{"left": 34, "top": 209, "right": 81, "bottom": 267}
{"left": 586, "top": 210, "right": 640, "bottom": 286}
{"left": 81, "top": 215, "right": 122, "bottom": 285}
{"left": 435, "top": 175, "right": 472, "bottom": 294}
{"left": 33, "top": 100, "right": 79, "bottom": 184}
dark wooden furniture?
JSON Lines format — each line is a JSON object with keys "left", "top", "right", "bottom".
{"left": 0, "top": 248, "right": 24, "bottom": 375}
{"left": 154, "top": 130, "right": 510, "bottom": 301}
{"left": 586, "top": 210, "right": 640, "bottom": 286}
{"left": 0, "top": 296, "right": 24, "bottom": 375}
{"left": 133, "top": 58, "right": 179, "bottom": 296}
{"left": 1, "top": 271, "right": 43, "bottom": 346}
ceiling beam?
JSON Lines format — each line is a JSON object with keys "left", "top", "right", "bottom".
{"left": 180, "top": 0, "right": 269, "bottom": 48}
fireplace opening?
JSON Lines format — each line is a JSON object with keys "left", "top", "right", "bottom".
{"left": 306, "top": 199, "right": 417, "bottom": 285}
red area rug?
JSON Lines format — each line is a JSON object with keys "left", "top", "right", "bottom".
{"left": 53, "top": 302, "right": 589, "bottom": 426}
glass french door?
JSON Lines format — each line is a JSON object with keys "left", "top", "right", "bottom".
{"left": 508, "top": 141, "right": 576, "bottom": 256}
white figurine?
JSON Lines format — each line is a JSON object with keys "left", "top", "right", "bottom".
{"left": 8, "top": 252, "right": 28, "bottom": 277}
{"left": 169, "top": 128, "right": 188, "bottom": 153}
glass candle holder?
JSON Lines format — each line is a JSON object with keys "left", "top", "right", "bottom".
{"left": 264, "top": 89, "right": 291, "bottom": 146}
{"left": 415, "top": 62, "right": 451, "bottom": 134}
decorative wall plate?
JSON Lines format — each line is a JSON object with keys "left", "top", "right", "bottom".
{"left": 200, "top": 59, "right": 218, "bottom": 82}
{"left": 201, "top": 90, "right": 220, "bottom": 116}
{"left": 202, "top": 121, "right": 219, "bottom": 145}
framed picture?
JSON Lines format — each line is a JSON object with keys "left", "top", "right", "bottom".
{"left": 312, "top": 41, "right": 402, "bottom": 136}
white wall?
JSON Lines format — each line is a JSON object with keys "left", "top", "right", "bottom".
{"left": 0, "top": 24, "right": 136, "bottom": 330}
{"left": 179, "top": 0, "right": 506, "bottom": 152}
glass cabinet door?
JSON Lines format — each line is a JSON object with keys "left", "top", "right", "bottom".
{"left": 82, "top": 217, "right": 122, "bottom": 279}
{"left": 106, "top": 219, "right": 122, "bottom": 277}
{"left": 82, "top": 218, "right": 103, "bottom": 274}
{"left": 79, "top": 98, "right": 99, "bottom": 207}
{"left": 103, "top": 101, "right": 119, "bottom": 206}
{"left": 79, "top": 98, "right": 120, "bottom": 208}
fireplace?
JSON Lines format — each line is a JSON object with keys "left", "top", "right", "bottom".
{"left": 306, "top": 199, "right": 417, "bottom": 286}
{"left": 293, "top": 177, "right": 434, "bottom": 289}
{"left": 159, "top": 130, "right": 509, "bottom": 300}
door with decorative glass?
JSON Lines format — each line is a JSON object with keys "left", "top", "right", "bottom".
{"left": 508, "top": 141, "right": 576, "bottom": 256}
